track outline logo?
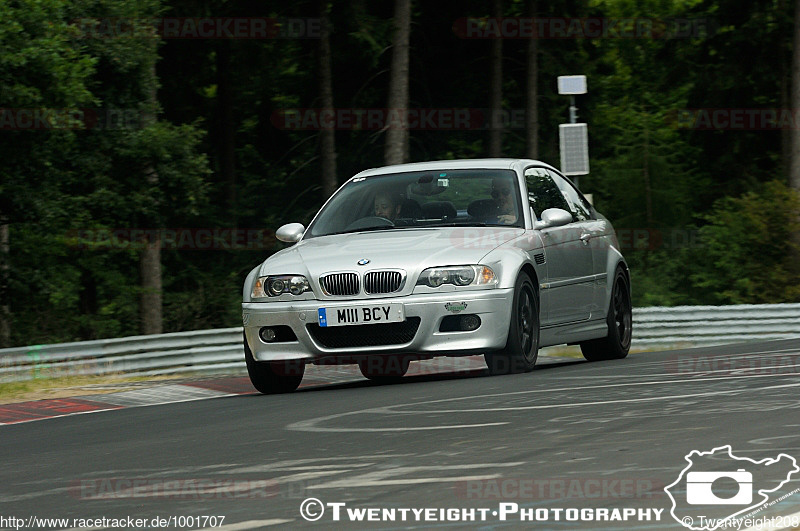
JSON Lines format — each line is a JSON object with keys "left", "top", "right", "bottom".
{"left": 664, "top": 445, "right": 799, "bottom": 530}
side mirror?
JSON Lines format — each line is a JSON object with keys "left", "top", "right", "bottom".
{"left": 276, "top": 223, "right": 305, "bottom": 243}
{"left": 534, "top": 208, "right": 573, "bottom": 229}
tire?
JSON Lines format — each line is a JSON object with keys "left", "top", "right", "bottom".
{"left": 358, "top": 356, "right": 410, "bottom": 382}
{"left": 580, "top": 267, "right": 632, "bottom": 361}
{"left": 485, "top": 272, "right": 539, "bottom": 375}
{"left": 244, "top": 332, "right": 304, "bottom": 393}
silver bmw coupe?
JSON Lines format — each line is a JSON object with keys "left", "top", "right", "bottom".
{"left": 242, "top": 159, "right": 632, "bottom": 393}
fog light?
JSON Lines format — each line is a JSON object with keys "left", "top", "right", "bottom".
{"left": 259, "top": 327, "right": 277, "bottom": 342}
{"left": 460, "top": 314, "right": 481, "bottom": 331}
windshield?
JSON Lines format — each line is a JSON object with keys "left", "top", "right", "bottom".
{"left": 307, "top": 169, "right": 523, "bottom": 238}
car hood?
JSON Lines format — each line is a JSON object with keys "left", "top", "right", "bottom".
{"left": 260, "top": 227, "right": 524, "bottom": 278}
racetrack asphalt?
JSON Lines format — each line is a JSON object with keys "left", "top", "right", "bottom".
{"left": 1, "top": 339, "right": 799, "bottom": 530}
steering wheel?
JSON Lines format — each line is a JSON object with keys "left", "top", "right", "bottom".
{"left": 343, "top": 216, "right": 395, "bottom": 231}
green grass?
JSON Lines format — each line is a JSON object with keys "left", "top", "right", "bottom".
{"left": 541, "top": 345, "right": 667, "bottom": 359}
{"left": 0, "top": 373, "right": 187, "bottom": 404}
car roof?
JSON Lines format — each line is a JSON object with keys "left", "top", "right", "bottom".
{"left": 352, "top": 158, "right": 557, "bottom": 178}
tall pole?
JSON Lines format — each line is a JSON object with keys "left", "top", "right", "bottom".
{"left": 570, "top": 96, "right": 578, "bottom": 188}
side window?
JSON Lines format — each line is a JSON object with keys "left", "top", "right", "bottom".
{"left": 524, "top": 168, "right": 571, "bottom": 220}
{"left": 547, "top": 170, "right": 592, "bottom": 222}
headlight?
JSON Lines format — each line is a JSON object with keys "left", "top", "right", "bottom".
{"left": 252, "top": 275, "right": 311, "bottom": 298}
{"left": 416, "top": 265, "right": 496, "bottom": 288}
{"left": 288, "top": 276, "right": 310, "bottom": 295}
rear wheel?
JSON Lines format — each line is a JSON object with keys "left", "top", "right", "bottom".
{"left": 485, "top": 272, "right": 539, "bottom": 375}
{"left": 580, "top": 267, "right": 632, "bottom": 361}
{"left": 358, "top": 356, "right": 410, "bottom": 382}
{"left": 244, "top": 333, "right": 304, "bottom": 393}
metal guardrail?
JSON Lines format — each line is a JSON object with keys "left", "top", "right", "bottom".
{"left": 632, "top": 303, "right": 800, "bottom": 347}
{"left": 0, "top": 328, "right": 245, "bottom": 383}
{"left": 1, "top": 304, "right": 798, "bottom": 382}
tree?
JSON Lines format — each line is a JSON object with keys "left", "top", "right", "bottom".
{"left": 319, "top": 0, "right": 338, "bottom": 197}
{"left": 0, "top": 223, "right": 8, "bottom": 347}
{"left": 1, "top": 0, "right": 211, "bottom": 344}
{"left": 6, "top": 0, "right": 800, "bottom": 348}
{"left": 791, "top": 0, "right": 800, "bottom": 268}
{"left": 217, "top": 39, "right": 237, "bottom": 226}
{"left": 525, "top": 0, "right": 539, "bottom": 159}
{"left": 690, "top": 180, "right": 800, "bottom": 303}
{"left": 489, "top": 0, "right": 504, "bottom": 157}
{"left": 384, "top": 0, "right": 411, "bottom": 165}
{"left": 0, "top": 0, "right": 95, "bottom": 346}
{"left": 141, "top": 56, "right": 163, "bottom": 336}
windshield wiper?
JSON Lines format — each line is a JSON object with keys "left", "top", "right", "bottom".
{"left": 437, "top": 222, "right": 487, "bottom": 227}
{"left": 325, "top": 225, "right": 407, "bottom": 236}
{"left": 320, "top": 222, "right": 492, "bottom": 237}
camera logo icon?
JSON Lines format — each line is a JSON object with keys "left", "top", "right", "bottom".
{"left": 686, "top": 469, "right": 752, "bottom": 505}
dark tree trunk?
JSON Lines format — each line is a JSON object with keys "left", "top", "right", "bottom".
{"left": 0, "top": 220, "right": 9, "bottom": 347}
{"left": 791, "top": 0, "right": 800, "bottom": 268}
{"left": 525, "top": 0, "right": 538, "bottom": 159}
{"left": 488, "top": 0, "right": 504, "bottom": 157}
{"left": 384, "top": 0, "right": 411, "bottom": 165}
{"left": 139, "top": 234, "right": 162, "bottom": 335}
{"left": 643, "top": 124, "right": 653, "bottom": 225}
{"left": 140, "top": 63, "right": 163, "bottom": 335}
{"left": 319, "top": 0, "right": 338, "bottom": 197}
{"left": 217, "top": 40, "right": 237, "bottom": 225}
{"left": 793, "top": 0, "right": 800, "bottom": 191}
{"left": 78, "top": 268, "right": 98, "bottom": 339}
{"left": 782, "top": 43, "right": 791, "bottom": 174}
{"left": 779, "top": 0, "right": 791, "bottom": 178}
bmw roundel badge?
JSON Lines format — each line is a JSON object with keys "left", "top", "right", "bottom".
{"left": 357, "top": 258, "right": 370, "bottom": 265}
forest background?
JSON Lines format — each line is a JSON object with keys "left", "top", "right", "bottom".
{"left": 2, "top": 0, "right": 799, "bottom": 347}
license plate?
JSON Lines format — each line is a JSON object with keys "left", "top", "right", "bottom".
{"left": 317, "top": 303, "right": 404, "bottom": 327}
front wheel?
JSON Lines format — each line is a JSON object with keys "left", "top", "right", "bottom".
{"left": 244, "top": 333, "right": 304, "bottom": 393}
{"left": 485, "top": 272, "right": 539, "bottom": 375}
{"left": 580, "top": 267, "right": 632, "bottom": 361}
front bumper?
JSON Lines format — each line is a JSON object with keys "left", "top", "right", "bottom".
{"left": 242, "top": 288, "right": 514, "bottom": 362}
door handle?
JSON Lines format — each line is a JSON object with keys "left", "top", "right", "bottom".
{"left": 580, "top": 233, "right": 592, "bottom": 244}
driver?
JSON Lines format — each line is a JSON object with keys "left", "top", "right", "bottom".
{"left": 490, "top": 178, "right": 517, "bottom": 225}
{"left": 374, "top": 191, "right": 401, "bottom": 220}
